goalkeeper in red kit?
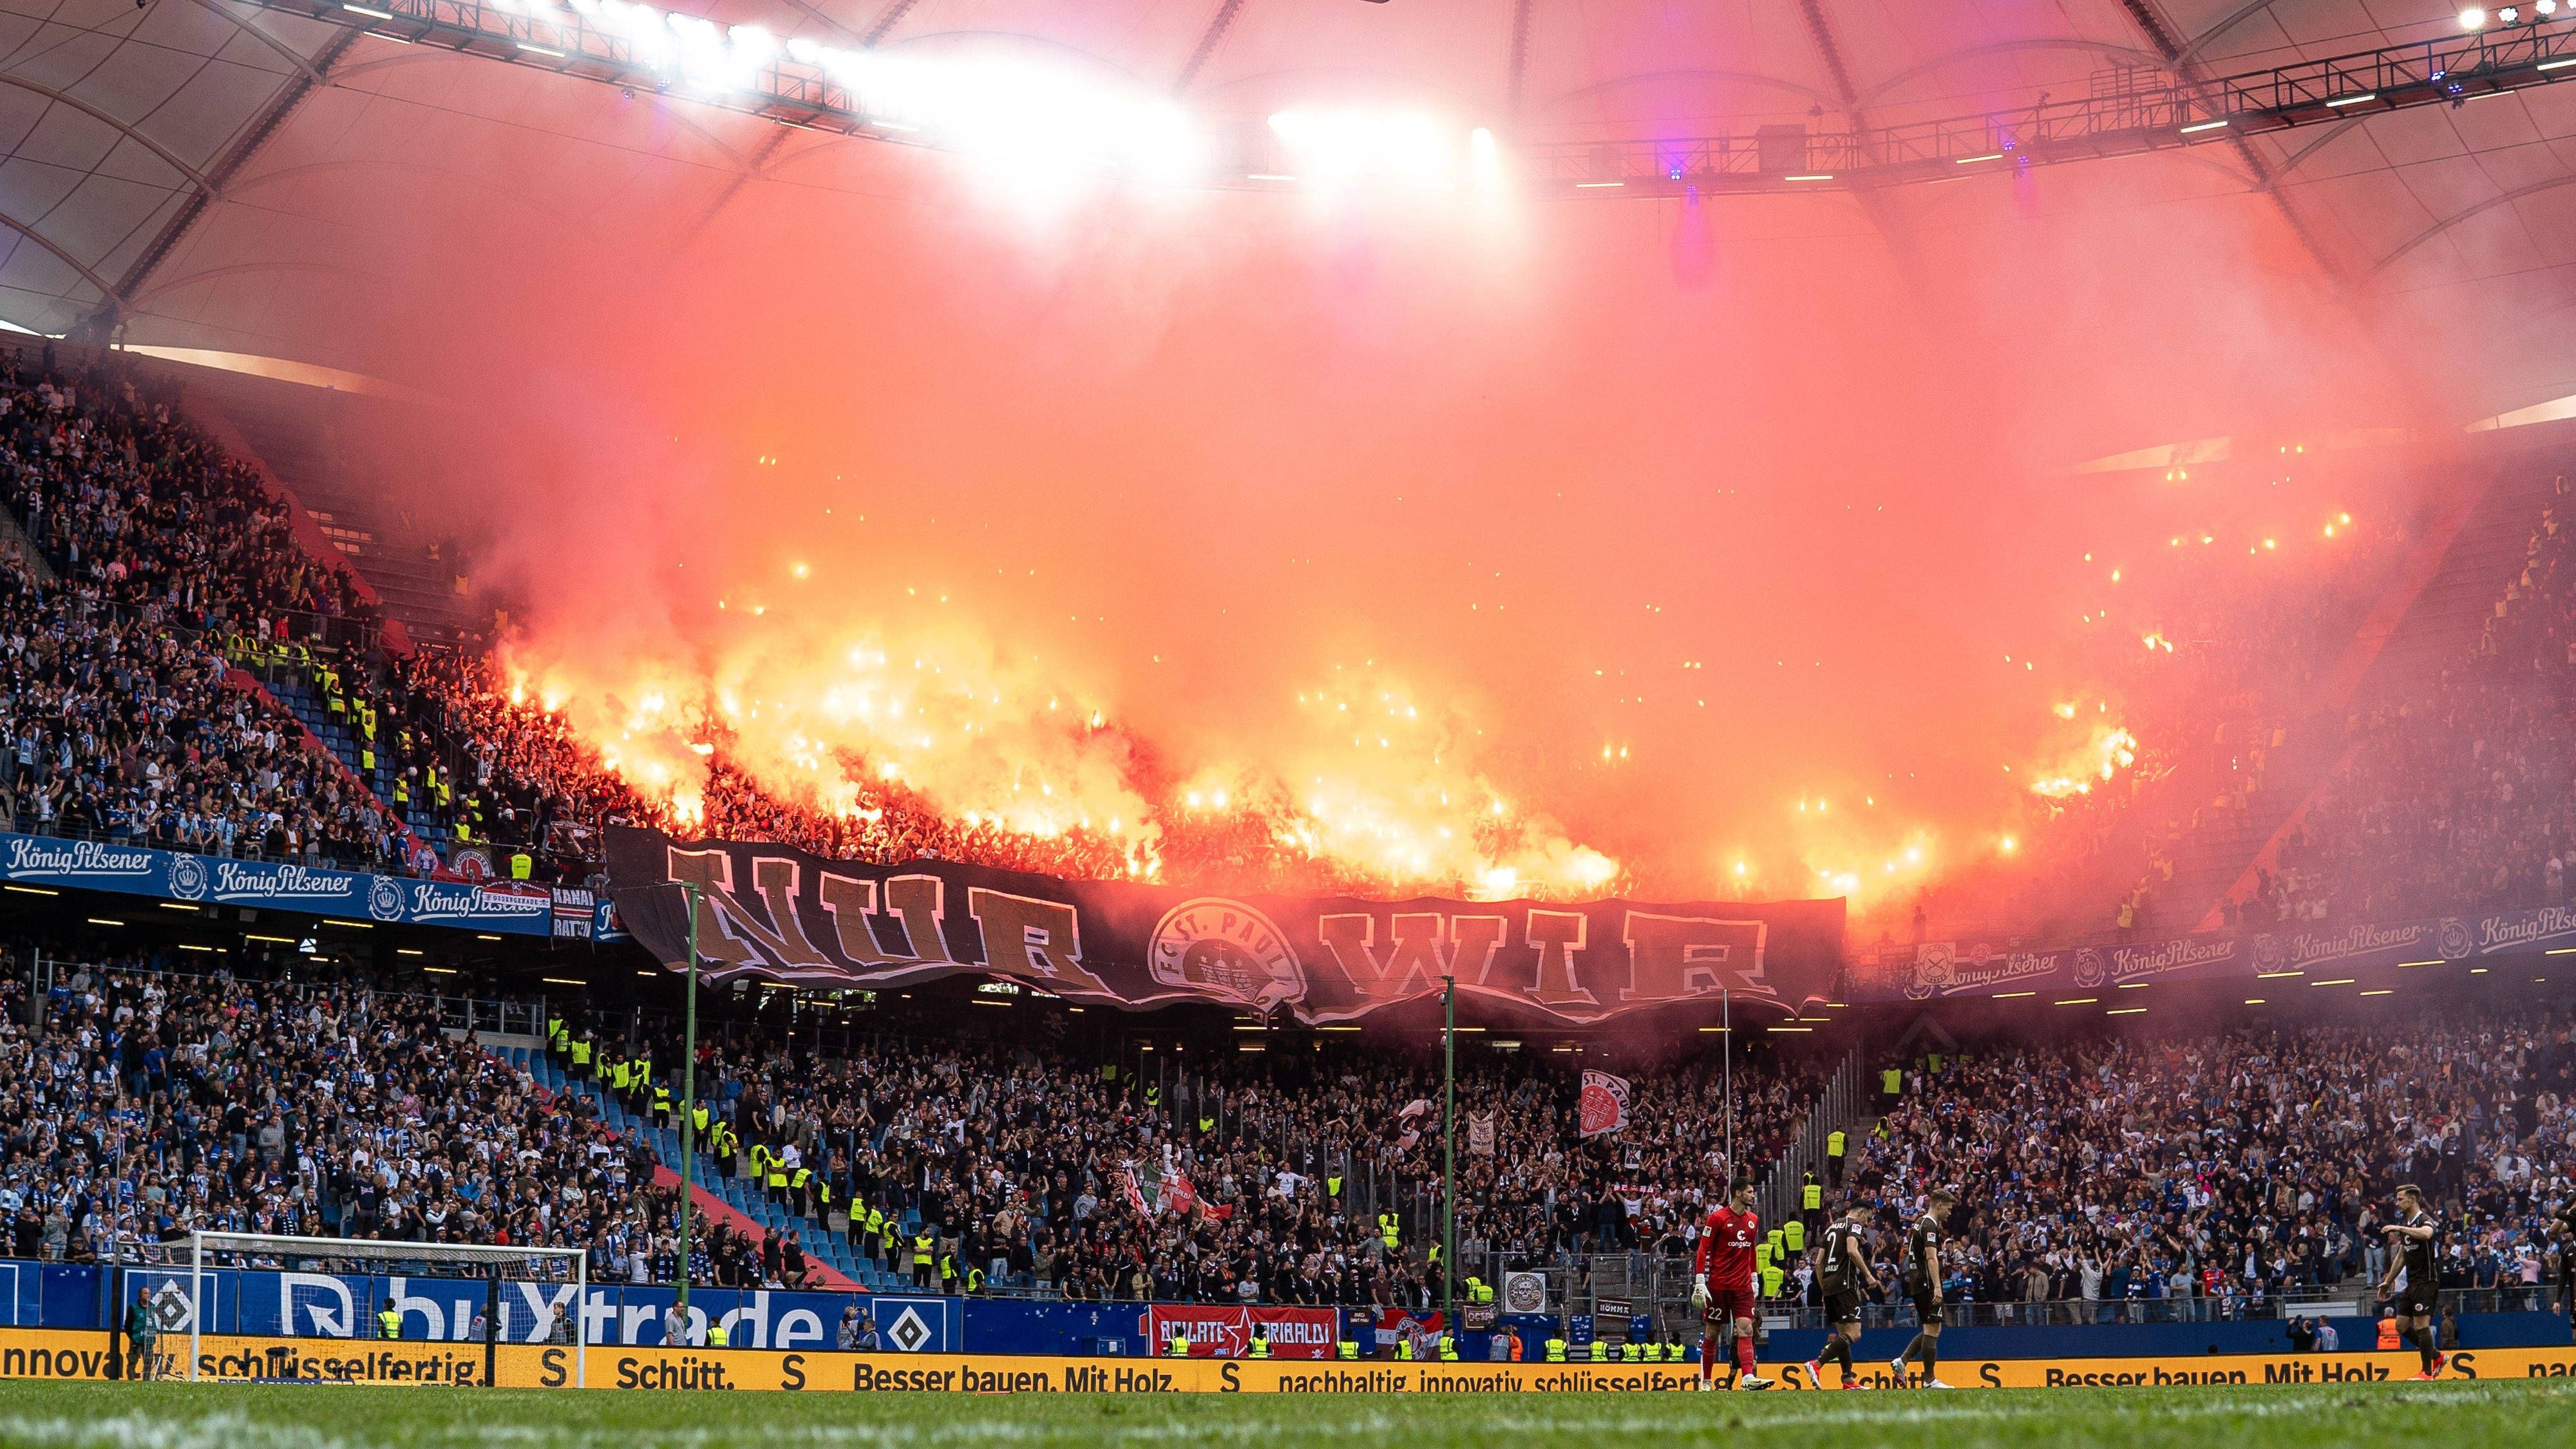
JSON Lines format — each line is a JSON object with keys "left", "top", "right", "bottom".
{"left": 1692, "top": 1179, "right": 1771, "bottom": 1390}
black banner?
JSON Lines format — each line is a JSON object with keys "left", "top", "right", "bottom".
{"left": 603, "top": 828, "right": 1842, "bottom": 1026}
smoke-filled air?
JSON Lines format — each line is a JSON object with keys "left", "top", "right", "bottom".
{"left": 320, "top": 124, "right": 2448, "bottom": 935}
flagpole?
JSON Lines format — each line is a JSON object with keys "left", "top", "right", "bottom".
{"left": 1723, "top": 989, "right": 1732, "bottom": 1183}
{"left": 676, "top": 882, "right": 699, "bottom": 1325}
{"left": 1441, "top": 973, "right": 1456, "bottom": 1326}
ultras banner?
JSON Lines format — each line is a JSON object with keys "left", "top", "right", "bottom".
{"left": 602, "top": 828, "right": 1842, "bottom": 1026}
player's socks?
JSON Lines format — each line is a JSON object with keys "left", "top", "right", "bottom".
{"left": 1919, "top": 1339, "right": 1939, "bottom": 1381}
{"left": 2410, "top": 1327, "right": 2438, "bottom": 1374}
{"left": 1734, "top": 1334, "right": 1757, "bottom": 1379}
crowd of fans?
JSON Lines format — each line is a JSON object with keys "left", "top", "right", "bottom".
{"left": 0, "top": 958, "right": 832, "bottom": 1293}
{"left": 582, "top": 1014, "right": 1825, "bottom": 1307}
{"left": 2271, "top": 478, "right": 2576, "bottom": 924}
{"left": 1824, "top": 1007, "right": 2576, "bottom": 1321}
{"left": 7, "top": 942, "right": 2575, "bottom": 1335}
{"left": 0, "top": 358, "right": 412, "bottom": 872}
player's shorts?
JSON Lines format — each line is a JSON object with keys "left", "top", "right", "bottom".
{"left": 1701, "top": 1283, "right": 1757, "bottom": 1325}
{"left": 2392, "top": 1287, "right": 2436, "bottom": 1320}
{"left": 1910, "top": 1286, "right": 1944, "bottom": 1327}
{"left": 1824, "top": 1289, "right": 1863, "bottom": 1326}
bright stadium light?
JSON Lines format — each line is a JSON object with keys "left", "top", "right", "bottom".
{"left": 2461, "top": 5, "right": 2487, "bottom": 24}
{"left": 1269, "top": 109, "right": 1479, "bottom": 185}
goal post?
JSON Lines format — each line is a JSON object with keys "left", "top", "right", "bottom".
{"left": 176, "top": 1231, "right": 588, "bottom": 1387}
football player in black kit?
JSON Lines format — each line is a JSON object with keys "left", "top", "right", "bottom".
{"left": 2375, "top": 1184, "right": 2445, "bottom": 1379}
{"left": 1889, "top": 1189, "right": 1957, "bottom": 1389}
{"left": 1806, "top": 1200, "right": 1881, "bottom": 1390}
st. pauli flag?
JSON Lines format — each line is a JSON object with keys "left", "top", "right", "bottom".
{"left": 1467, "top": 1113, "right": 1497, "bottom": 1156}
{"left": 604, "top": 826, "right": 1842, "bottom": 1027}
{"left": 1578, "top": 1070, "right": 1631, "bottom": 1138}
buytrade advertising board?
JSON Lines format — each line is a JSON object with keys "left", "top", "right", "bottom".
{"left": 10, "top": 1331, "right": 2576, "bottom": 1392}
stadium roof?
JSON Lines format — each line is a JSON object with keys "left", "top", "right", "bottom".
{"left": 3, "top": 1, "right": 2573, "bottom": 409}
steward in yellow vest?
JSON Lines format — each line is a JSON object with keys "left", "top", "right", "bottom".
{"left": 1544, "top": 1336, "right": 1567, "bottom": 1361}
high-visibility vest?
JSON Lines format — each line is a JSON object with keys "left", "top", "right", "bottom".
{"left": 791, "top": 1168, "right": 811, "bottom": 1191}
{"left": 1326, "top": 1176, "right": 1342, "bottom": 1199}
{"left": 865, "top": 1208, "right": 886, "bottom": 1239}
{"left": 766, "top": 1160, "right": 790, "bottom": 1190}
{"left": 1394, "top": 1338, "right": 1413, "bottom": 1361}
{"left": 692, "top": 1104, "right": 710, "bottom": 1133}
{"left": 1762, "top": 1265, "right": 1785, "bottom": 1298}
{"left": 1882, "top": 1068, "right": 1902, "bottom": 1095}
{"left": 1198, "top": 1117, "right": 1214, "bottom": 1133}
{"left": 1783, "top": 1220, "right": 1805, "bottom": 1253}
{"left": 748, "top": 1146, "right": 770, "bottom": 1177}
{"left": 1765, "top": 1229, "right": 1784, "bottom": 1258}
{"left": 940, "top": 1255, "right": 956, "bottom": 1283}
{"left": 708, "top": 1323, "right": 728, "bottom": 1347}
{"left": 1827, "top": 1130, "right": 1847, "bottom": 1159}
{"left": 1620, "top": 1341, "right": 1640, "bottom": 1362}
{"left": 966, "top": 1267, "right": 984, "bottom": 1294}
{"left": 1249, "top": 1332, "right": 1270, "bottom": 1359}
{"left": 1168, "top": 1334, "right": 1189, "bottom": 1358}
{"left": 1508, "top": 1336, "right": 1524, "bottom": 1362}
{"left": 1589, "top": 1340, "right": 1609, "bottom": 1361}
{"left": 1544, "top": 1338, "right": 1567, "bottom": 1362}
{"left": 612, "top": 1062, "right": 632, "bottom": 1092}
{"left": 1337, "top": 1341, "right": 1358, "bottom": 1359}
{"left": 2376, "top": 1317, "right": 2400, "bottom": 1350}
{"left": 1756, "top": 1244, "right": 1772, "bottom": 1273}
{"left": 1377, "top": 1213, "right": 1400, "bottom": 1249}
{"left": 652, "top": 1086, "right": 672, "bottom": 1114}
{"left": 378, "top": 1308, "right": 401, "bottom": 1340}
{"left": 1803, "top": 1179, "right": 1823, "bottom": 1211}
{"left": 1437, "top": 1336, "right": 1457, "bottom": 1361}
{"left": 912, "top": 1236, "right": 933, "bottom": 1267}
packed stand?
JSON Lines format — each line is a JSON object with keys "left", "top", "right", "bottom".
{"left": 2273, "top": 478, "right": 2576, "bottom": 923}
{"left": 558, "top": 1016, "right": 1824, "bottom": 1307}
{"left": 1826, "top": 1009, "right": 2576, "bottom": 1323}
{"left": 0, "top": 960, "right": 823, "bottom": 1294}
{"left": 0, "top": 357, "right": 409, "bottom": 869}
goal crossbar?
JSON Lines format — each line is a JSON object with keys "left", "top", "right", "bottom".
{"left": 182, "top": 1231, "right": 589, "bottom": 1386}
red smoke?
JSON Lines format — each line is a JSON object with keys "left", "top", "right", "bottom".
{"left": 287, "top": 135, "right": 2447, "bottom": 923}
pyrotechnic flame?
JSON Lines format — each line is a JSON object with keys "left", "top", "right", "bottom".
{"left": 504, "top": 631, "right": 1622, "bottom": 898}
{"left": 2026, "top": 723, "right": 2140, "bottom": 799}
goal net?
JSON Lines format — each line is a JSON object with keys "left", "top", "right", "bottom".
{"left": 129, "top": 1232, "right": 591, "bottom": 1386}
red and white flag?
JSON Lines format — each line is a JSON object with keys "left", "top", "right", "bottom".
{"left": 1578, "top": 1070, "right": 1631, "bottom": 1138}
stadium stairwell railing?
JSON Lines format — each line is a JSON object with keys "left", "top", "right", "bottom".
{"left": 506, "top": 1046, "right": 875, "bottom": 1291}
{"left": 1756, "top": 1048, "right": 1866, "bottom": 1235}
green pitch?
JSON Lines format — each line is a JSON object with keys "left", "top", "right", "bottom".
{"left": 1, "top": 1378, "right": 2573, "bottom": 1448}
